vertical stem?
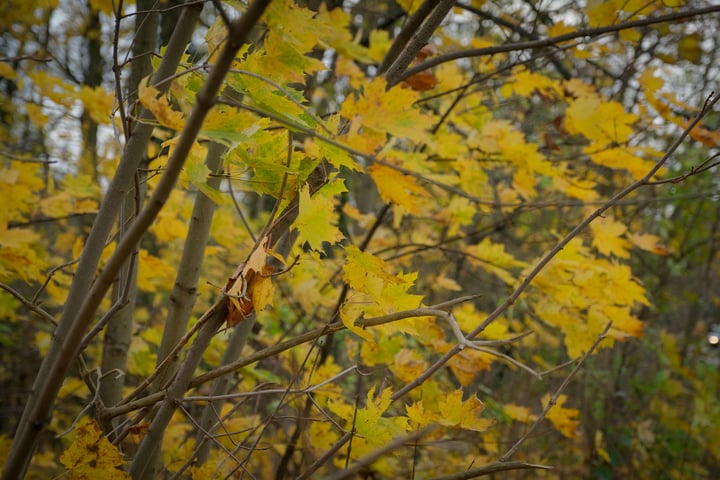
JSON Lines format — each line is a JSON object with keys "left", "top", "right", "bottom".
{"left": 1, "top": 4, "right": 204, "bottom": 479}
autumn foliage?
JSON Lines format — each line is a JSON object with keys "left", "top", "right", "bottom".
{"left": 2, "top": 0, "right": 720, "bottom": 479}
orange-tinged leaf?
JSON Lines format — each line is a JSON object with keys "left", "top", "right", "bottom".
{"left": 393, "top": 348, "right": 428, "bottom": 382}
{"left": 627, "top": 232, "right": 666, "bottom": 254}
{"left": 448, "top": 349, "right": 492, "bottom": 386}
{"left": 248, "top": 265, "right": 275, "bottom": 312}
{"left": 542, "top": 394, "right": 580, "bottom": 438}
{"left": 224, "top": 236, "right": 277, "bottom": 326}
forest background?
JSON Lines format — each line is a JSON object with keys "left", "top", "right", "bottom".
{"left": 2, "top": 0, "right": 720, "bottom": 478}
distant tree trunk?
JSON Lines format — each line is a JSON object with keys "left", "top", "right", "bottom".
{"left": 98, "top": 0, "right": 158, "bottom": 437}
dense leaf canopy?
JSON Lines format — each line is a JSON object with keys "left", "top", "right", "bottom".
{"left": 2, "top": 1, "right": 720, "bottom": 478}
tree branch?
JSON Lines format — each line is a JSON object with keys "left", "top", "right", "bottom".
{"left": 398, "top": 5, "right": 720, "bottom": 83}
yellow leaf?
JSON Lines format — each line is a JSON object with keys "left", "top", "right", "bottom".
{"left": 179, "top": 143, "right": 225, "bottom": 205}
{"left": 501, "top": 70, "right": 561, "bottom": 97}
{"left": 448, "top": 349, "right": 492, "bottom": 386}
{"left": 355, "top": 386, "right": 397, "bottom": 446}
{"left": 406, "top": 400, "right": 433, "bottom": 427}
{"left": 595, "top": 430, "right": 611, "bottom": 463}
{"left": 589, "top": 215, "right": 631, "bottom": 258}
{"left": 605, "top": 262, "right": 650, "bottom": 307}
{"left": 438, "top": 390, "right": 494, "bottom": 432}
{"left": 465, "top": 237, "right": 527, "bottom": 284}
{"left": 292, "top": 183, "right": 345, "bottom": 252}
{"left": 566, "top": 95, "right": 637, "bottom": 147}
{"left": 248, "top": 265, "right": 274, "bottom": 312}
{"left": 547, "top": 20, "right": 575, "bottom": 40}
{"left": 503, "top": 403, "right": 537, "bottom": 423}
{"left": 585, "top": 0, "right": 623, "bottom": 27}
{"left": 542, "top": 394, "right": 580, "bottom": 438}
{"left": 340, "top": 78, "right": 434, "bottom": 153}
{"left": 678, "top": 33, "right": 703, "bottom": 64}
{"left": 395, "top": 0, "right": 423, "bottom": 14}
{"left": 587, "top": 147, "right": 654, "bottom": 179}
{"left": 137, "top": 249, "right": 176, "bottom": 293}
{"left": 0, "top": 62, "right": 17, "bottom": 81}
{"left": 454, "top": 157, "right": 489, "bottom": 198}
{"left": 627, "top": 232, "right": 663, "bottom": 253}
{"left": 79, "top": 85, "right": 114, "bottom": 124}
{"left": 590, "top": 304, "right": 643, "bottom": 340}
{"left": 368, "top": 164, "right": 428, "bottom": 215}
{"left": 343, "top": 245, "right": 415, "bottom": 307}
{"left": 138, "top": 81, "right": 185, "bottom": 130}
{"left": 393, "top": 348, "right": 428, "bottom": 382}
{"left": 60, "top": 417, "right": 130, "bottom": 479}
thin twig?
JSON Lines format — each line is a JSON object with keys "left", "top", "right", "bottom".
{"left": 498, "top": 322, "right": 612, "bottom": 461}
{"left": 0, "top": 283, "right": 56, "bottom": 326}
{"left": 399, "top": 5, "right": 720, "bottom": 82}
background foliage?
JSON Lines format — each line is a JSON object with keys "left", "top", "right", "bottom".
{"left": 2, "top": 0, "right": 720, "bottom": 478}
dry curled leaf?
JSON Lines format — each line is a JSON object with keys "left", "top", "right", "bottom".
{"left": 223, "top": 236, "right": 278, "bottom": 327}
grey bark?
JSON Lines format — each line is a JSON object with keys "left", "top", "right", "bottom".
{"left": 99, "top": 0, "right": 158, "bottom": 435}
{"left": 1, "top": 3, "right": 204, "bottom": 478}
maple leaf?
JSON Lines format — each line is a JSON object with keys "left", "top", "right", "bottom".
{"left": 223, "top": 236, "right": 278, "bottom": 326}
{"left": 565, "top": 93, "right": 637, "bottom": 147}
{"left": 590, "top": 215, "right": 631, "bottom": 258}
{"left": 138, "top": 80, "right": 184, "bottom": 130}
{"left": 60, "top": 417, "right": 130, "bottom": 479}
{"left": 465, "top": 237, "right": 528, "bottom": 285}
{"left": 627, "top": 232, "right": 670, "bottom": 255}
{"left": 542, "top": 394, "right": 580, "bottom": 438}
{"left": 355, "top": 387, "right": 408, "bottom": 447}
{"left": 292, "top": 183, "right": 346, "bottom": 252}
{"left": 503, "top": 403, "right": 538, "bottom": 423}
{"left": 501, "top": 69, "right": 561, "bottom": 98}
{"left": 587, "top": 147, "right": 655, "bottom": 180}
{"left": 179, "top": 150, "right": 224, "bottom": 205}
{"left": 368, "top": 164, "right": 429, "bottom": 215}
{"left": 438, "top": 390, "right": 494, "bottom": 432}
{"left": 393, "top": 348, "right": 428, "bottom": 382}
{"left": 406, "top": 400, "right": 433, "bottom": 427}
{"left": 448, "top": 349, "right": 492, "bottom": 386}
{"left": 339, "top": 78, "right": 434, "bottom": 153}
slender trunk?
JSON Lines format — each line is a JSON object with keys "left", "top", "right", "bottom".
{"left": 1, "top": 4, "right": 204, "bottom": 478}
{"left": 99, "top": 0, "right": 159, "bottom": 435}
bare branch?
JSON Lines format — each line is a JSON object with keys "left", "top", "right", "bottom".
{"left": 498, "top": 322, "right": 612, "bottom": 461}
{"left": 399, "top": 5, "right": 720, "bottom": 83}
